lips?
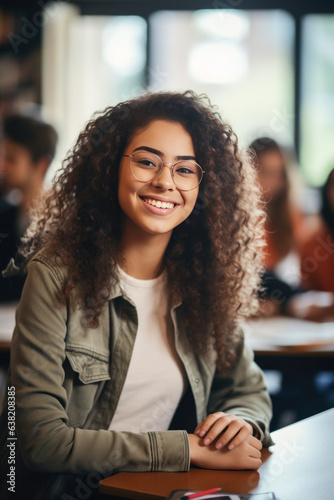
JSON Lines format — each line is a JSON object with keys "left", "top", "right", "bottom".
{"left": 141, "top": 197, "right": 178, "bottom": 209}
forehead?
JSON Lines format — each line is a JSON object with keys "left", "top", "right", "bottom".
{"left": 127, "top": 120, "right": 195, "bottom": 156}
{"left": 2, "top": 139, "right": 31, "bottom": 158}
{"left": 258, "top": 150, "right": 284, "bottom": 170}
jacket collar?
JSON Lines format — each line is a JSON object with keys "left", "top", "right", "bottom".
{"left": 109, "top": 272, "right": 183, "bottom": 310}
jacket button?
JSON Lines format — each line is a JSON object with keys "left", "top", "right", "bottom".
{"left": 195, "top": 378, "right": 200, "bottom": 384}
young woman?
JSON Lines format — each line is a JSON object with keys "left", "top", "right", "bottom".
{"left": 250, "top": 138, "right": 333, "bottom": 319}
{"left": 0, "top": 91, "right": 272, "bottom": 499}
{"left": 301, "top": 168, "right": 334, "bottom": 294}
{"left": 249, "top": 137, "right": 305, "bottom": 275}
{"left": 249, "top": 138, "right": 308, "bottom": 315}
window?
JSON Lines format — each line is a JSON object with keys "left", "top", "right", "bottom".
{"left": 43, "top": 5, "right": 334, "bottom": 190}
{"left": 42, "top": 3, "right": 146, "bottom": 181}
{"left": 301, "top": 15, "right": 334, "bottom": 186}
{"left": 149, "top": 9, "right": 295, "bottom": 149}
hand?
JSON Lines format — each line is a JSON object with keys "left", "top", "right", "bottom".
{"left": 257, "top": 298, "right": 282, "bottom": 318}
{"left": 188, "top": 433, "right": 262, "bottom": 471}
{"left": 287, "top": 291, "right": 334, "bottom": 322}
{"left": 194, "top": 412, "right": 253, "bottom": 450}
{"left": 287, "top": 300, "right": 334, "bottom": 322}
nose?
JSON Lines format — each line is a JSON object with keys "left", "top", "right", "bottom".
{"left": 151, "top": 163, "right": 175, "bottom": 190}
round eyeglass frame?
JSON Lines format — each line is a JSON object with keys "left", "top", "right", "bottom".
{"left": 122, "top": 152, "right": 205, "bottom": 191}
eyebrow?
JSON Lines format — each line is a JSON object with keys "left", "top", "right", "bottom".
{"left": 132, "top": 146, "right": 197, "bottom": 162}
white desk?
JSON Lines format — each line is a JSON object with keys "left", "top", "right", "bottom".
{"left": 1, "top": 308, "right": 334, "bottom": 352}
{"left": 245, "top": 316, "right": 334, "bottom": 352}
{"left": 0, "top": 303, "right": 17, "bottom": 350}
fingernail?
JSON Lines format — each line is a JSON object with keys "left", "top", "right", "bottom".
{"left": 204, "top": 438, "right": 210, "bottom": 445}
{"left": 228, "top": 444, "right": 235, "bottom": 450}
{"left": 199, "top": 430, "right": 205, "bottom": 437}
{"left": 216, "top": 442, "right": 222, "bottom": 449}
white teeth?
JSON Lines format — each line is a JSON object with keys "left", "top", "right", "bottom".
{"left": 144, "top": 198, "right": 175, "bottom": 209}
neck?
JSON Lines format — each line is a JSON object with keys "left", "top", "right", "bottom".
{"left": 119, "top": 223, "right": 172, "bottom": 280}
{"left": 21, "top": 180, "right": 44, "bottom": 213}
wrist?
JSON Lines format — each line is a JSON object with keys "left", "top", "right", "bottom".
{"left": 188, "top": 433, "right": 201, "bottom": 466}
{"left": 247, "top": 422, "right": 260, "bottom": 439}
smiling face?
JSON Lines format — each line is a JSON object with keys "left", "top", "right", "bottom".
{"left": 118, "top": 120, "right": 199, "bottom": 241}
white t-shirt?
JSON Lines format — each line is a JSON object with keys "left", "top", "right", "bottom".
{"left": 274, "top": 250, "right": 301, "bottom": 287}
{"left": 108, "top": 267, "right": 187, "bottom": 433}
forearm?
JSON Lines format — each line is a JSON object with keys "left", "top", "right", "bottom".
{"left": 16, "top": 416, "right": 189, "bottom": 474}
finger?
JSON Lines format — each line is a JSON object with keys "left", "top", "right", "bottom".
{"left": 194, "top": 424, "right": 201, "bottom": 435}
{"left": 195, "top": 412, "right": 227, "bottom": 438}
{"left": 214, "top": 420, "right": 243, "bottom": 448}
{"left": 202, "top": 417, "right": 233, "bottom": 444}
{"left": 248, "top": 435, "right": 263, "bottom": 450}
{"left": 250, "top": 449, "right": 262, "bottom": 459}
{"left": 248, "top": 457, "right": 262, "bottom": 470}
{"left": 194, "top": 420, "right": 210, "bottom": 436}
{"left": 246, "top": 442, "right": 262, "bottom": 458}
{"left": 200, "top": 412, "right": 225, "bottom": 432}
{"left": 226, "top": 426, "right": 252, "bottom": 450}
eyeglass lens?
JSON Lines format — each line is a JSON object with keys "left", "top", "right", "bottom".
{"left": 129, "top": 151, "right": 202, "bottom": 190}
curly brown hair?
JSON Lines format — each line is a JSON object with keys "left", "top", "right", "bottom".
{"left": 19, "top": 90, "right": 264, "bottom": 374}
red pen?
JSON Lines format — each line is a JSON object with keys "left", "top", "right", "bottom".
{"left": 183, "top": 488, "right": 222, "bottom": 499}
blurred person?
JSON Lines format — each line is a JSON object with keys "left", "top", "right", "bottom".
{"left": 249, "top": 137, "right": 305, "bottom": 278}
{"left": 301, "top": 168, "right": 334, "bottom": 294}
{"left": 0, "top": 115, "right": 58, "bottom": 301}
{"left": 249, "top": 138, "right": 334, "bottom": 320}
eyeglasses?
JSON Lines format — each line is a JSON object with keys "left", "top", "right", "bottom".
{"left": 122, "top": 151, "right": 204, "bottom": 191}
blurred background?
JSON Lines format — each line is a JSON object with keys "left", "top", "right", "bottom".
{"left": 1, "top": 0, "right": 334, "bottom": 430}
{"left": 0, "top": 0, "right": 333, "bottom": 197}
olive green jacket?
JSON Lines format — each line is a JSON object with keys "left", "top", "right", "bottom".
{"left": 0, "top": 251, "right": 273, "bottom": 499}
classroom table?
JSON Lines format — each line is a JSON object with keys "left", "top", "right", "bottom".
{"left": 1, "top": 308, "right": 333, "bottom": 352}
{"left": 245, "top": 316, "right": 334, "bottom": 393}
{"left": 99, "top": 408, "right": 334, "bottom": 500}
{"left": 244, "top": 316, "right": 334, "bottom": 428}
{"left": 1, "top": 309, "right": 333, "bottom": 424}
{"left": 1, "top": 306, "right": 333, "bottom": 352}
{"left": 244, "top": 315, "right": 334, "bottom": 353}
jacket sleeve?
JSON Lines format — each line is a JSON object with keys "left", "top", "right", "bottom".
{"left": 207, "top": 334, "right": 274, "bottom": 447}
{"left": 11, "top": 259, "right": 190, "bottom": 475}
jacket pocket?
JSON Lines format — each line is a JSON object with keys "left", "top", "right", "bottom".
{"left": 65, "top": 347, "right": 111, "bottom": 384}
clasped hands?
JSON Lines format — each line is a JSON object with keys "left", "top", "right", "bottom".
{"left": 188, "top": 412, "right": 262, "bottom": 470}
